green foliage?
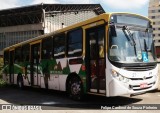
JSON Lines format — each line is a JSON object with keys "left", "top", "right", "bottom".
{"left": 0, "top": 78, "right": 7, "bottom": 87}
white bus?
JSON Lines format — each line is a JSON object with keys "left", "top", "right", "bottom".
{"left": 3, "top": 13, "right": 159, "bottom": 100}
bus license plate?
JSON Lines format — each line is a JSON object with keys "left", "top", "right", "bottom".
{"left": 140, "top": 83, "right": 148, "bottom": 88}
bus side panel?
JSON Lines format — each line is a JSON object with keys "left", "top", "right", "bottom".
{"left": 48, "top": 74, "right": 59, "bottom": 90}
{"left": 22, "top": 62, "right": 31, "bottom": 86}
{"left": 3, "top": 73, "right": 10, "bottom": 84}
{"left": 59, "top": 75, "right": 68, "bottom": 91}
{"left": 14, "top": 74, "right": 18, "bottom": 85}
{"left": 47, "top": 58, "right": 68, "bottom": 90}
{"left": 3, "top": 68, "right": 10, "bottom": 84}
{"left": 13, "top": 63, "right": 24, "bottom": 85}
{"left": 78, "top": 59, "right": 87, "bottom": 93}
{"left": 23, "top": 74, "right": 31, "bottom": 86}
{"left": 41, "top": 57, "right": 86, "bottom": 91}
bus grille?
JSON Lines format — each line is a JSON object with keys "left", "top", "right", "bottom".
{"left": 130, "top": 76, "right": 153, "bottom": 80}
{"left": 122, "top": 65, "right": 156, "bottom": 71}
{"left": 131, "top": 82, "right": 155, "bottom": 91}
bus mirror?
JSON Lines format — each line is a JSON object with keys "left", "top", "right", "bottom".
{"left": 110, "top": 25, "right": 117, "bottom": 37}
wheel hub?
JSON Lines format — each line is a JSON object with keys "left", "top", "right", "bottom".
{"left": 71, "top": 82, "right": 80, "bottom": 95}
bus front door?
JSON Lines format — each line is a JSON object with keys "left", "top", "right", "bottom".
{"left": 30, "top": 43, "right": 41, "bottom": 86}
{"left": 86, "top": 26, "right": 106, "bottom": 94}
{"left": 9, "top": 50, "right": 14, "bottom": 84}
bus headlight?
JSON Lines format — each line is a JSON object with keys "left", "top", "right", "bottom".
{"left": 111, "top": 70, "right": 130, "bottom": 83}
{"left": 111, "top": 70, "right": 118, "bottom": 77}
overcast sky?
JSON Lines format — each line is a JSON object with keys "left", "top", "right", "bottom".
{"left": 0, "top": 0, "right": 149, "bottom": 16}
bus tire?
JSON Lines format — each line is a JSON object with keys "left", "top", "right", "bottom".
{"left": 67, "top": 76, "right": 83, "bottom": 100}
{"left": 17, "top": 75, "right": 24, "bottom": 89}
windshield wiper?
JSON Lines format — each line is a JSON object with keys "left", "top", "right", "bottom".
{"left": 144, "top": 38, "right": 148, "bottom": 52}
{"left": 145, "top": 28, "right": 151, "bottom": 51}
{"left": 122, "top": 26, "right": 136, "bottom": 46}
{"left": 122, "top": 26, "right": 137, "bottom": 56}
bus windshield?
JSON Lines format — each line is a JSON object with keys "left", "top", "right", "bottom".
{"left": 109, "top": 15, "right": 156, "bottom": 63}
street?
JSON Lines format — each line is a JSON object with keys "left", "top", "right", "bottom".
{"left": 0, "top": 85, "right": 160, "bottom": 110}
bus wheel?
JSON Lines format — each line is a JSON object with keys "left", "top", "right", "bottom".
{"left": 17, "top": 75, "right": 24, "bottom": 89}
{"left": 67, "top": 76, "right": 83, "bottom": 100}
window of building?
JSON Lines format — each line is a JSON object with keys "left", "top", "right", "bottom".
{"left": 153, "top": 34, "right": 155, "bottom": 37}
{"left": 152, "top": 16, "right": 155, "bottom": 19}
{"left": 42, "top": 37, "right": 53, "bottom": 59}
{"left": 153, "top": 22, "right": 155, "bottom": 25}
{"left": 53, "top": 34, "right": 65, "bottom": 58}
{"left": 151, "top": 10, "right": 156, "bottom": 13}
{"left": 67, "top": 28, "right": 82, "bottom": 57}
{"left": 153, "top": 28, "right": 155, "bottom": 30}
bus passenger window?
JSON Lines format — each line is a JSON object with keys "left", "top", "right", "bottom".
{"left": 99, "top": 45, "right": 104, "bottom": 58}
{"left": 14, "top": 47, "right": 22, "bottom": 63}
{"left": 42, "top": 37, "right": 53, "bottom": 59}
{"left": 4, "top": 51, "right": 9, "bottom": 64}
{"left": 22, "top": 44, "right": 30, "bottom": 62}
{"left": 98, "top": 29, "right": 105, "bottom": 58}
{"left": 67, "top": 29, "right": 82, "bottom": 57}
{"left": 89, "top": 33, "right": 97, "bottom": 59}
{"left": 53, "top": 34, "right": 65, "bottom": 58}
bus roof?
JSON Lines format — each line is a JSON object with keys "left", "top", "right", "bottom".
{"left": 109, "top": 12, "right": 152, "bottom": 22}
{"left": 3, "top": 12, "right": 150, "bottom": 51}
{"left": 3, "top": 13, "right": 108, "bottom": 51}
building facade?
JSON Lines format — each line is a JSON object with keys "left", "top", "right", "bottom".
{"left": 148, "top": 0, "right": 160, "bottom": 58}
{"left": 0, "top": 4, "right": 105, "bottom": 55}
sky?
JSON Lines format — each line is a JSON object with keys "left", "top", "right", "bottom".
{"left": 0, "top": 0, "right": 149, "bottom": 17}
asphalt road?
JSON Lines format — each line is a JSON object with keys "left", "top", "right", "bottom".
{"left": 0, "top": 85, "right": 160, "bottom": 110}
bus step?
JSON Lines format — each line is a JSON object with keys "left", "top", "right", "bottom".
{"left": 87, "top": 92, "right": 106, "bottom": 96}
{"left": 32, "top": 85, "right": 41, "bottom": 88}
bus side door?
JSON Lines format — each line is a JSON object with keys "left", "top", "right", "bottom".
{"left": 30, "top": 42, "right": 41, "bottom": 86}
{"left": 86, "top": 25, "right": 106, "bottom": 94}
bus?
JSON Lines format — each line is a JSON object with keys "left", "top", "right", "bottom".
{"left": 2, "top": 13, "right": 159, "bottom": 100}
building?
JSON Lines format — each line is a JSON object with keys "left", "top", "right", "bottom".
{"left": 148, "top": 0, "right": 160, "bottom": 58}
{"left": 0, "top": 4, "right": 105, "bottom": 55}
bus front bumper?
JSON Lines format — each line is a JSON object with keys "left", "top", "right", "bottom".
{"left": 108, "top": 75, "right": 159, "bottom": 97}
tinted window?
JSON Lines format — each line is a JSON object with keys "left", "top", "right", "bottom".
{"left": 14, "top": 47, "right": 22, "bottom": 63}
{"left": 42, "top": 37, "right": 53, "bottom": 59}
{"left": 22, "top": 44, "right": 30, "bottom": 62}
{"left": 53, "top": 34, "right": 65, "bottom": 58}
{"left": 67, "top": 29, "right": 82, "bottom": 57}
{"left": 152, "top": 16, "right": 155, "bottom": 19}
{"left": 4, "top": 51, "right": 9, "bottom": 64}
